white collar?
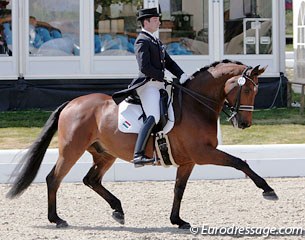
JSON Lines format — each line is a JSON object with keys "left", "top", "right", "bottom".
{"left": 141, "top": 28, "right": 157, "bottom": 40}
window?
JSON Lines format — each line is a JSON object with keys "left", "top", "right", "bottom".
{"left": 94, "top": 0, "right": 142, "bottom": 56}
{"left": 295, "top": 1, "right": 305, "bottom": 81}
{"left": 160, "top": 0, "right": 209, "bottom": 55}
{"left": 0, "top": 0, "right": 12, "bottom": 56}
{"left": 29, "top": 0, "right": 80, "bottom": 56}
{"left": 93, "top": 0, "right": 208, "bottom": 56}
{"left": 224, "top": 0, "right": 272, "bottom": 55}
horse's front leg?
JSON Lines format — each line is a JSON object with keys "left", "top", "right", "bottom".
{"left": 195, "top": 147, "right": 278, "bottom": 200}
{"left": 170, "top": 163, "right": 194, "bottom": 229}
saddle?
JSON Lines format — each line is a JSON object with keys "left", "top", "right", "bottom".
{"left": 117, "top": 88, "right": 178, "bottom": 167}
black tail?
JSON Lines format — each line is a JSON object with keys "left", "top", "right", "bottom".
{"left": 7, "top": 101, "right": 69, "bottom": 198}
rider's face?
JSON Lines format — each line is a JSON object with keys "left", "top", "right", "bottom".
{"left": 144, "top": 17, "right": 161, "bottom": 33}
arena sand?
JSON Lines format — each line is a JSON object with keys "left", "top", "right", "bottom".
{"left": 0, "top": 177, "right": 304, "bottom": 240}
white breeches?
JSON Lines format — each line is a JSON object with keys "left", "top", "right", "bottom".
{"left": 136, "top": 81, "right": 165, "bottom": 124}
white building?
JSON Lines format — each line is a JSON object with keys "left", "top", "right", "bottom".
{"left": 294, "top": 0, "right": 305, "bottom": 82}
{"left": 0, "top": 0, "right": 287, "bottom": 110}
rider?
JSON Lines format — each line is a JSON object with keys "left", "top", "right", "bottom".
{"left": 131, "top": 7, "right": 189, "bottom": 167}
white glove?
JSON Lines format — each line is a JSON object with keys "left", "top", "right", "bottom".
{"left": 164, "top": 76, "right": 173, "bottom": 83}
{"left": 179, "top": 73, "right": 189, "bottom": 84}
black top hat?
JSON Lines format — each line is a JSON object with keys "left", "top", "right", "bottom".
{"left": 137, "top": 7, "right": 161, "bottom": 21}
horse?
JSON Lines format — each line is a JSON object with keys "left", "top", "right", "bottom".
{"left": 7, "top": 60, "right": 278, "bottom": 229}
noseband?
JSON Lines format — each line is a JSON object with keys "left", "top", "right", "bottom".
{"left": 223, "top": 66, "right": 258, "bottom": 121}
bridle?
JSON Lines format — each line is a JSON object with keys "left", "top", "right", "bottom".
{"left": 222, "top": 66, "right": 258, "bottom": 121}
{"left": 170, "top": 65, "right": 258, "bottom": 122}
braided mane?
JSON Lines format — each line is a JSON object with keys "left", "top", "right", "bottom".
{"left": 192, "top": 59, "right": 244, "bottom": 78}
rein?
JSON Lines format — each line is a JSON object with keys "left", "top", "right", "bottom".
{"left": 171, "top": 79, "right": 219, "bottom": 114}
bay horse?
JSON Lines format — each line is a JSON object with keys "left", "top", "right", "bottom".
{"left": 7, "top": 60, "right": 278, "bottom": 229}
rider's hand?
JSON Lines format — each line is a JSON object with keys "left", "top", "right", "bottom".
{"left": 179, "top": 73, "right": 189, "bottom": 84}
{"left": 164, "top": 75, "right": 173, "bottom": 83}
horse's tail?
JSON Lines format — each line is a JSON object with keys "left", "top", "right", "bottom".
{"left": 7, "top": 101, "right": 70, "bottom": 199}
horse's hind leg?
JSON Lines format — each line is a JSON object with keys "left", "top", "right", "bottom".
{"left": 170, "top": 164, "right": 194, "bottom": 229}
{"left": 46, "top": 149, "right": 85, "bottom": 228}
{"left": 46, "top": 165, "right": 68, "bottom": 228}
{"left": 83, "top": 152, "right": 124, "bottom": 224}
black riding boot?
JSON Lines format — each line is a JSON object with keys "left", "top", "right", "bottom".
{"left": 133, "top": 115, "right": 156, "bottom": 167}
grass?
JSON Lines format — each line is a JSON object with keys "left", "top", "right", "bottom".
{"left": 221, "top": 107, "right": 305, "bottom": 125}
{"left": 0, "top": 105, "right": 305, "bottom": 149}
{"left": 221, "top": 124, "right": 305, "bottom": 145}
{"left": 0, "top": 127, "right": 58, "bottom": 149}
{"left": 0, "top": 110, "right": 51, "bottom": 128}
{"left": 222, "top": 83, "right": 305, "bottom": 144}
{"left": 220, "top": 107, "right": 305, "bottom": 145}
{"left": 0, "top": 110, "right": 57, "bottom": 149}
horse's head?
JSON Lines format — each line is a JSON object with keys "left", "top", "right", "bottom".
{"left": 172, "top": 60, "right": 266, "bottom": 129}
{"left": 224, "top": 65, "right": 266, "bottom": 129}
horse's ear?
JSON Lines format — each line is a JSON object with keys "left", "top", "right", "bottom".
{"left": 251, "top": 65, "right": 267, "bottom": 76}
{"left": 251, "top": 65, "right": 260, "bottom": 76}
{"left": 258, "top": 65, "right": 268, "bottom": 75}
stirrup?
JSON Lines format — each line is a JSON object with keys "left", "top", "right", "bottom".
{"left": 132, "top": 155, "right": 155, "bottom": 168}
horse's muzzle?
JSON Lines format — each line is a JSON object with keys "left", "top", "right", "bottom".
{"left": 239, "top": 121, "right": 251, "bottom": 129}
{"left": 231, "top": 115, "right": 251, "bottom": 129}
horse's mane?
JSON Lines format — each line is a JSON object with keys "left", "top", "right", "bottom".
{"left": 192, "top": 59, "right": 244, "bottom": 78}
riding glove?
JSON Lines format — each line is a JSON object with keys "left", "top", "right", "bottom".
{"left": 179, "top": 73, "right": 189, "bottom": 84}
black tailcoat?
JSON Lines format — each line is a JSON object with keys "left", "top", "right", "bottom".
{"left": 112, "top": 31, "right": 184, "bottom": 104}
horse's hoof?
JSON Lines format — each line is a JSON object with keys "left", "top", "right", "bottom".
{"left": 112, "top": 211, "right": 125, "bottom": 225}
{"left": 179, "top": 222, "right": 191, "bottom": 229}
{"left": 56, "top": 220, "right": 69, "bottom": 228}
{"left": 263, "top": 190, "right": 279, "bottom": 201}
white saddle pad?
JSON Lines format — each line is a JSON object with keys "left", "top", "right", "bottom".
{"left": 118, "top": 99, "right": 175, "bottom": 134}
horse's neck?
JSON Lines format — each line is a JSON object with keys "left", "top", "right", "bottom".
{"left": 174, "top": 73, "right": 222, "bottom": 121}
{"left": 187, "top": 71, "right": 225, "bottom": 102}
{"left": 181, "top": 64, "right": 244, "bottom": 114}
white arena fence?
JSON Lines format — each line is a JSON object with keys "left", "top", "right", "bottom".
{"left": 0, "top": 144, "right": 305, "bottom": 184}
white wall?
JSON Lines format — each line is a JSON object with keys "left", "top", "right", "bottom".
{"left": 1, "top": 144, "right": 305, "bottom": 184}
